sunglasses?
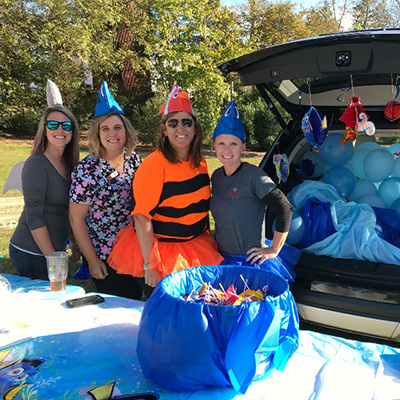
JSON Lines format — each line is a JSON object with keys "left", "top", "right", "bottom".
{"left": 46, "top": 121, "right": 73, "bottom": 131}
{"left": 166, "top": 118, "right": 194, "bottom": 129}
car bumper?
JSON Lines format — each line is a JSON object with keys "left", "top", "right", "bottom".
{"left": 292, "top": 286, "right": 400, "bottom": 342}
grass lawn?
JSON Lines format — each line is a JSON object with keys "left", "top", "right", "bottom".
{"left": 0, "top": 141, "right": 262, "bottom": 293}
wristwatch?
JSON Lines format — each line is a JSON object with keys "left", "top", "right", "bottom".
{"left": 143, "top": 263, "right": 150, "bottom": 271}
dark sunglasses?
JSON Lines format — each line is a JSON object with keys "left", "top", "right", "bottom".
{"left": 166, "top": 118, "right": 194, "bottom": 129}
{"left": 46, "top": 120, "right": 73, "bottom": 131}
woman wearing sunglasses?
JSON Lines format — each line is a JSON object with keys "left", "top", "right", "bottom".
{"left": 69, "top": 82, "right": 143, "bottom": 300}
{"left": 9, "top": 80, "right": 80, "bottom": 279}
{"left": 108, "top": 83, "right": 223, "bottom": 296}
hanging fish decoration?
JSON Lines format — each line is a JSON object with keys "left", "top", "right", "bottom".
{"left": 384, "top": 100, "right": 400, "bottom": 122}
{"left": 273, "top": 153, "right": 289, "bottom": 184}
{"left": 339, "top": 96, "right": 368, "bottom": 128}
{"left": 340, "top": 126, "right": 357, "bottom": 146}
{"left": 301, "top": 107, "right": 328, "bottom": 147}
{"left": 357, "top": 112, "right": 375, "bottom": 136}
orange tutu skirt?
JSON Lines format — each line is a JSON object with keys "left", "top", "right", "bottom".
{"left": 108, "top": 225, "right": 223, "bottom": 279}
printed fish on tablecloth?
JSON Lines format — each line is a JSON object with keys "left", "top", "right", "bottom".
{"left": 301, "top": 107, "right": 328, "bottom": 147}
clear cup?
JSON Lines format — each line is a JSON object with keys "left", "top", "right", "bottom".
{"left": 45, "top": 251, "right": 69, "bottom": 291}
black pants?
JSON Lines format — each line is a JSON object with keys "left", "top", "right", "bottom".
{"left": 136, "top": 277, "right": 154, "bottom": 299}
{"left": 85, "top": 256, "right": 143, "bottom": 300}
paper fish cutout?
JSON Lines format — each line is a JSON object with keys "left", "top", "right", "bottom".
{"left": 339, "top": 96, "right": 368, "bottom": 128}
{"left": 340, "top": 126, "right": 357, "bottom": 146}
{"left": 213, "top": 101, "right": 246, "bottom": 142}
{"left": 2, "top": 161, "right": 25, "bottom": 195}
{"left": 357, "top": 112, "right": 375, "bottom": 136}
{"left": 72, "top": 261, "right": 90, "bottom": 279}
{"left": 159, "top": 82, "right": 194, "bottom": 116}
{"left": 94, "top": 81, "right": 124, "bottom": 119}
{"left": 46, "top": 79, "right": 63, "bottom": 107}
{"left": 384, "top": 100, "right": 400, "bottom": 122}
{"left": 273, "top": 153, "right": 289, "bottom": 183}
{"left": 301, "top": 107, "right": 328, "bottom": 147}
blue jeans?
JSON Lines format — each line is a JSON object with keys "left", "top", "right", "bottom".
{"left": 9, "top": 244, "right": 48, "bottom": 280}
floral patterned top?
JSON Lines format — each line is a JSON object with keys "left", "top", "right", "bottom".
{"left": 70, "top": 150, "right": 142, "bottom": 260}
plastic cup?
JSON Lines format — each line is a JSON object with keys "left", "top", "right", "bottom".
{"left": 45, "top": 251, "right": 69, "bottom": 291}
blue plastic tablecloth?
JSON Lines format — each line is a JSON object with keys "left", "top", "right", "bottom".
{"left": 0, "top": 274, "right": 399, "bottom": 400}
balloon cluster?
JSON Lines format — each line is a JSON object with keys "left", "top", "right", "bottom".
{"left": 284, "top": 135, "right": 400, "bottom": 245}
{"left": 299, "top": 135, "right": 400, "bottom": 216}
{"left": 181, "top": 281, "right": 268, "bottom": 305}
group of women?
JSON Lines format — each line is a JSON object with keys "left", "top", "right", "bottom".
{"left": 9, "top": 79, "right": 297, "bottom": 300}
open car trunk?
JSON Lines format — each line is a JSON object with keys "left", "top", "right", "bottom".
{"left": 219, "top": 30, "right": 400, "bottom": 342}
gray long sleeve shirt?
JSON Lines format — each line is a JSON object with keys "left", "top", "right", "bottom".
{"left": 10, "top": 154, "right": 70, "bottom": 255}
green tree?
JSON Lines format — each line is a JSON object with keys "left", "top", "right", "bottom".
{"left": 352, "top": 0, "right": 392, "bottom": 29}
{"left": 134, "top": 0, "right": 246, "bottom": 139}
{"left": 239, "top": 0, "right": 339, "bottom": 51}
{"left": 0, "top": 0, "right": 151, "bottom": 134}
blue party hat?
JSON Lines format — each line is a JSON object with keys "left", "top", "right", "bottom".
{"left": 213, "top": 101, "right": 246, "bottom": 142}
{"left": 94, "top": 81, "right": 124, "bottom": 119}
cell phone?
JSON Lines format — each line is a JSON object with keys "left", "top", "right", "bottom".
{"left": 66, "top": 294, "right": 105, "bottom": 308}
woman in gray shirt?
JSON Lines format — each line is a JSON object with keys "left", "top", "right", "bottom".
{"left": 9, "top": 98, "right": 80, "bottom": 279}
{"left": 210, "top": 102, "right": 300, "bottom": 282}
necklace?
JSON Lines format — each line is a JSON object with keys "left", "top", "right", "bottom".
{"left": 46, "top": 149, "right": 63, "bottom": 161}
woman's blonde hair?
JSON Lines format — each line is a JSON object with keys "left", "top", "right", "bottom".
{"left": 157, "top": 112, "right": 203, "bottom": 168}
{"left": 32, "top": 105, "right": 80, "bottom": 174}
{"left": 88, "top": 112, "right": 137, "bottom": 158}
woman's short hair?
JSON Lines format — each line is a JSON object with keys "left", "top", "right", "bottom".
{"left": 88, "top": 113, "right": 137, "bottom": 158}
{"left": 32, "top": 105, "right": 80, "bottom": 174}
{"left": 157, "top": 112, "right": 204, "bottom": 168}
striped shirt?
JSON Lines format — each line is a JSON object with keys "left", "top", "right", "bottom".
{"left": 132, "top": 150, "right": 210, "bottom": 242}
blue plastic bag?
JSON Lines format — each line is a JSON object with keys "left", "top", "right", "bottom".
{"left": 299, "top": 197, "right": 336, "bottom": 248}
{"left": 137, "top": 265, "right": 299, "bottom": 394}
{"left": 220, "top": 239, "right": 301, "bottom": 282}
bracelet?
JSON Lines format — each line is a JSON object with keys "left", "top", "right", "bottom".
{"left": 143, "top": 263, "right": 150, "bottom": 271}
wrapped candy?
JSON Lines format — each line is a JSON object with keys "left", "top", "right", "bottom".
{"left": 181, "top": 281, "right": 268, "bottom": 305}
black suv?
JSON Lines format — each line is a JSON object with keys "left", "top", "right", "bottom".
{"left": 219, "top": 29, "right": 400, "bottom": 344}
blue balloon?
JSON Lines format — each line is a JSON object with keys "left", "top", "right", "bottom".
{"left": 300, "top": 151, "right": 324, "bottom": 178}
{"left": 390, "top": 197, "right": 400, "bottom": 218}
{"left": 355, "top": 141, "right": 380, "bottom": 151}
{"left": 322, "top": 166, "right": 356, "bottom": 198}
{"left": 391, "top": 157, "right": 400, "bottom": 178}
{"left": 389, "top": 143, "right": 400, "bottom": 159}
{"left": 348, "top": 179, "right": 377, "bottom": 202}
{"left": 273, "top": 212, "right": 305, "bottom": 245}
{"left": 357, "top": 194, "right": 387, "bottom": 209}
{"left": 320, "top": 133, "right": 354, "bottom": 167}
{"left": 378, "top": 177, "right": 400, "bottom": 207}
{"left": 287, "top": 212, "right": 305, "bottom": 245}
{"left": 350, "top": 148, "right": 370, "bottom": 179}
{"left": 364, "top": 148, "right": 394, "bottom": 182}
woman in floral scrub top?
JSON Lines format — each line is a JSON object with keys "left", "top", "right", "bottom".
{"left": 69, "top": 82, "right": 143, "bottom": 299}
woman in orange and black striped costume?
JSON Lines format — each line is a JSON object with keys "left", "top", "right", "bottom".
{"left": 108, "top": 83, "right": 223, "bottom": 297}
